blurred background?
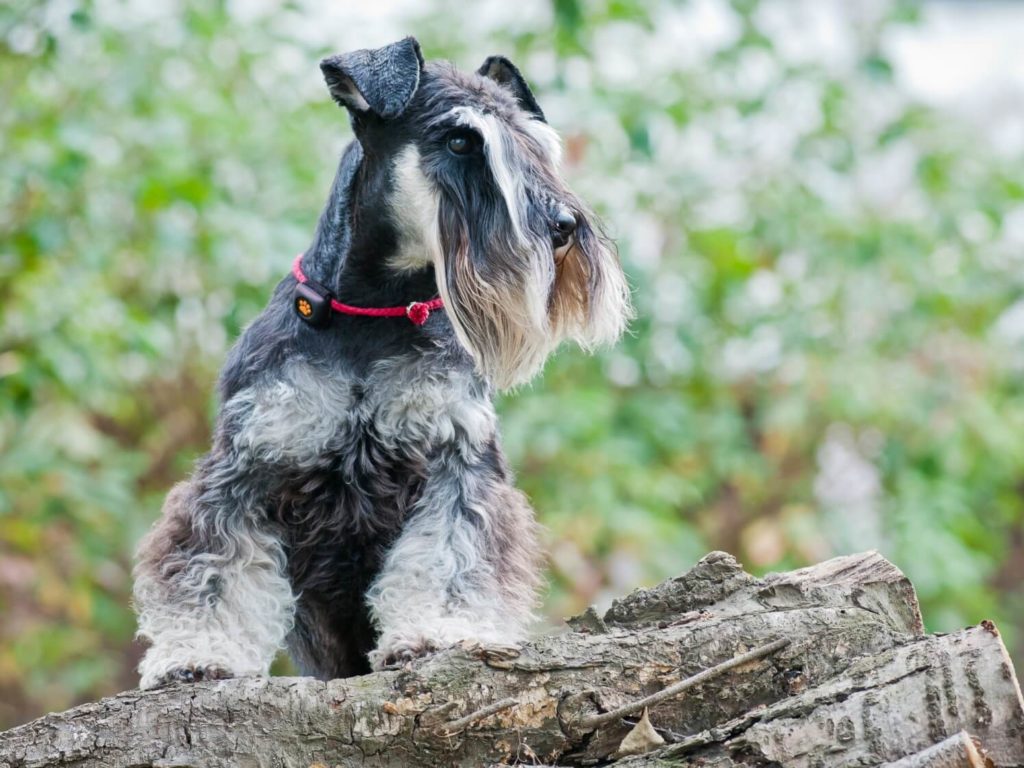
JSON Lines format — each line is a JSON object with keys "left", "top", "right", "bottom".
{"left": 2, "top": 0, "right": 1023, "bottom": 729}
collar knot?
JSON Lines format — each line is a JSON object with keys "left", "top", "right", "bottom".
{"left": 405, "top": 302, "right": 431, "bottom": 325}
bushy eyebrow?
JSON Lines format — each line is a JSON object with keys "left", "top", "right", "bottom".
{"left": 434, "top": 106, "right": 530, "bottom": 245}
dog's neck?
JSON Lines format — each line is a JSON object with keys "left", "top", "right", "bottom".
{"left": 303, "top": 141, "right": 439, "bottom": 308}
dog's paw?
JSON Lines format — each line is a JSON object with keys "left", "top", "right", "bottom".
{"left": 154, "top": 664, "right": 234, "bottom": 687}
{"left": 371, "top": 636, "right": 443, "bottom": 670}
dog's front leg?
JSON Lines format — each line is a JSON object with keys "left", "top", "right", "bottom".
{"left": 366, "top": 447, "right": 539, "bottom": 669}
{"left": 133, "top": 477, "right": 295, "bottom": 689}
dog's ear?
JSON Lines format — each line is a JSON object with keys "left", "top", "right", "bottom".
{"left": 477, "top": 56, "right": 545, "bottom": 122}
{"left": 321, "top": 37, "right": 424, "bottom": 120}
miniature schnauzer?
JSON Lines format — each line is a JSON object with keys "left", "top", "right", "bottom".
{"left": 133, "top": 36, "right": 631, "bottom": 689}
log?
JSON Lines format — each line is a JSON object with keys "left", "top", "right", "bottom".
{"left": 1, "top": 551, "right": 1021, "bottom": 768}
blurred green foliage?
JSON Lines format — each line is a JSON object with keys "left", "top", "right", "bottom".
{"left": 2, "top": 0, "right": 1023, "bottom": 729}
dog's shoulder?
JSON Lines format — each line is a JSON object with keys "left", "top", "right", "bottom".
{"left": 221, "top": 356, "right": 357, "bottom": 467}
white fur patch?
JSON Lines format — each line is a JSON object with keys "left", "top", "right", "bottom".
{"left": 388, "top": 145, "right": 441, "bottom": 272}
{"left": 230, "top": 363, "right": 354, "bottom": 466}
{"left": 522, "top": 118, "right": 563, "bottom": 167}
{"left": 371, "top": 360, "right": 496, "bottom": 454}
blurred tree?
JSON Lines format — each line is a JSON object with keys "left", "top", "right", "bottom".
{"left": 1, "top": 0, "right": 1022, "bottom": 729}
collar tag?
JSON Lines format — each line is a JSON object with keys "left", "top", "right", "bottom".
{"left": 293, "top": 280, "right": 332, "bottom": 327}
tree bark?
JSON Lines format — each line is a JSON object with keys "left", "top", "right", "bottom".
{"left": 1, "top": 551, "right": 1021, "bottom": 768}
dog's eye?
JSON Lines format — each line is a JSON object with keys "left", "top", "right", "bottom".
{"left": 446, "top": 130, "right": 479, "bottom": 156}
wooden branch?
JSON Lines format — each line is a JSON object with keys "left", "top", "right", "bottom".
{"left": 575, "top": 637, "right": 791, "bottom": 730}
{"left": 444, "top": 696, "right": 519, "bottom": 734}
{"left": 1, "top": 551, "right": 1021, "bottom": 768}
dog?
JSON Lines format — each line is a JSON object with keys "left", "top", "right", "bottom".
{"left": 132, "top": 36, "right": 631, "bottom": 689}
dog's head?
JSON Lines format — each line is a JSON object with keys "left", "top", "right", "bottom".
{"left": 321, "top": 37, "right": 632, "bottom": 389}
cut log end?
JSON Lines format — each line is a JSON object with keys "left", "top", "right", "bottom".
{"left": 880, "top": 731, "right": 990, "bottom": 768}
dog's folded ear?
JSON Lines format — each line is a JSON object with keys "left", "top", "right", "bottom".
{"left": 477, "top": 56, "right": 546, "bottom": 122}
{"left": 321, "top": 37, "right": 424, "bottom": 120}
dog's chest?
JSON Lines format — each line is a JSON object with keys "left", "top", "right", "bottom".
{"left": 229, "top": 359, "right": 496, "bottom": 472}
{"left": 227, "top": 359, "right": 497, "bottom": 592}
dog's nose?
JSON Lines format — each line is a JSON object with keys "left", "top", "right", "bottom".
{"left": 551, "top": 208, "right": 576, "bottom": 247}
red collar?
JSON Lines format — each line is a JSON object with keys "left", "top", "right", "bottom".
{"left": 291, "top": 254, "right": 444, "bottom": 326}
